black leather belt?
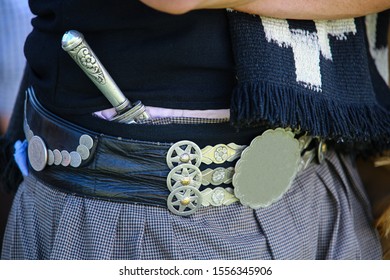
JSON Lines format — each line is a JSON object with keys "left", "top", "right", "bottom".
{"left": 24, "top": 87, "right": 265, "bottom": 209}
{"left": 25, "top": 87, "right": 324, "bottom": 215}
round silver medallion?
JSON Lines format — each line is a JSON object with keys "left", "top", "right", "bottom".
{"left": 76, "top": 144, "right": 90, "bottom": 160}
{"left": 69, "top": 151, "right": 82, "bottom": 167}
{"left": 166, "top": 140, "right": 202, "bottom": 169}
{"left": 166, "top": 164, "right": 202, "bottom": 191}
{"left": 47, "top": 149, "right": 55, "bottom": 165}
{"left": 211, "top": 187, "right": 226, "bottom": 206}
{"left": 27, "top": 135, "right": 48, "bottom": 172}
{"left": 60, "top": 150, "right": 71, "bottom": 166}
{"left": 211, "top": 167, "right": 227, "bottom": 185}
{"left": 53, "top": 149, "right": 63, "bottom": 165}
{"left": 167, "top": 186, "right": 202, "bottom": 216}
{"left": 213, "top": 144, "right": 229, "bottom": 164}
{"left": 233, "top": 128, "right": 301, "bottom": 209}
{"left": 79, "top": 134, "right": 94, "bottom": 150}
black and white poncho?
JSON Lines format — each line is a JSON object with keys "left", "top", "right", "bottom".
{"left": 228, "top": 10, "right": 390, "bottom": 149}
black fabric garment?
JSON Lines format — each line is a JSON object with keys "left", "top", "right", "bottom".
{"left": 26, "top": 0, "right": 235, "bottom": 122}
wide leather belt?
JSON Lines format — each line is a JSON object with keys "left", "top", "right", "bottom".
{"left": 25, "top": 87, "right": 326, "bottom": 216}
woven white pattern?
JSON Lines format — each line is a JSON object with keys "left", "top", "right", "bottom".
{"left": 261, "top": 16, "right": 357, "bottom": 91}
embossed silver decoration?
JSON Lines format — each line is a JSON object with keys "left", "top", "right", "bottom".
{"left": 214, "top": 145, "right": 228, "bottom": 163}
{"left": 201, "top": 187, "right": 238, "bottom": 207}
{"left": 166, "top": 164, "right": 202, "bottom": 191}
{"left": 201, "top": 167, "right": 234, "bottom": 186}
{"left": 167, "top": 140, "right": 246, "bottom": 169}
{"left": 167, "top": 186, "right": 202, "bottom": 216}
{"left": 60, "top": 150, "right": 71, "bottom": 166}
{"left": 211, "top": 188, "right": 226, "bottom": 206}
{"left": 27, "top": 135, "right": 48, "bottom": 172}
{"left": 233, "top": 128, "right": 301, "bottom": 209}
{"left": 201, "top": 143, "right": 245, "bottom": 165}
{"left": 61, "top": 30, "right": 149, "bottom": 123}
{"left": 53, "top": 149, "right": 63, "bottom": 166}
{"left": 70, "top": 151, "right": 82, "bottom": 168}
{"left": 166, "top": 140, "right": 202, "bottom": 169}
{"left": 212, "top": 168, "right": 225, "bottom": 183}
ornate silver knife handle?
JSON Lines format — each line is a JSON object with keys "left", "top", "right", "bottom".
{"left": 61, "top": 30, "right": 149, "bottom": 123}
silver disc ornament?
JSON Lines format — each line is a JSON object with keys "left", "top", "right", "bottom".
{"left": 233, "top": 128, "right": 301, "bottom": 209}
{"left": 27, "top": 135, "right": 48, "bottom": 172}
{"left": 166, "top": 140, "right": 202, "bottom": 169}
{"left": 167, "top": 186, "right": 202, "bottom": 216}
{"left": 166, "top": 164, "right": 203, "bottom": 191}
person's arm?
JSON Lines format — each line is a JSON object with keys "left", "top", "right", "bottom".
{"left": 140, "top": 0, "right": 390, "bottom": 19}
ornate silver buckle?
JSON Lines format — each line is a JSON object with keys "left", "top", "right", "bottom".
{"left": 233, "top": 128, "right": 302, "bottom": 209}
{"left": 165, "top": 128, "right": 316, "bottom": 216}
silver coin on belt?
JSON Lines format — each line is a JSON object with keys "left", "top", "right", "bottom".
{"left": 26, "top": 119, "right": 95, "bottom": 171}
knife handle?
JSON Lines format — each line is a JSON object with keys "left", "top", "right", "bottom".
{"left": 61, "top": 30, "right": 130, "bottom": 112}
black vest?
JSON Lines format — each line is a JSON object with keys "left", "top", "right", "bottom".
{"left": 26, "top": 0, "right": 235, "bottom": 116}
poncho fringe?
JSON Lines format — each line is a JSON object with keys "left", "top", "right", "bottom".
{"left": 228, "top": 10, "right": 390, "bottom": 149}
{"left": 231, "top": 81, "right": 390, "bottom": 146}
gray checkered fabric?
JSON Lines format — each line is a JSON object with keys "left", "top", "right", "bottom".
{"left": 1, "top": 150, "right": 381, "bottom": 260}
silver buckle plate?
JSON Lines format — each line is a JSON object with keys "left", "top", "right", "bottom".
{"left": 232, "top": 128, "right": 301, "bottom": 209}
{"left": 165, "top": 128, "right": 315, "bottom": 215}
